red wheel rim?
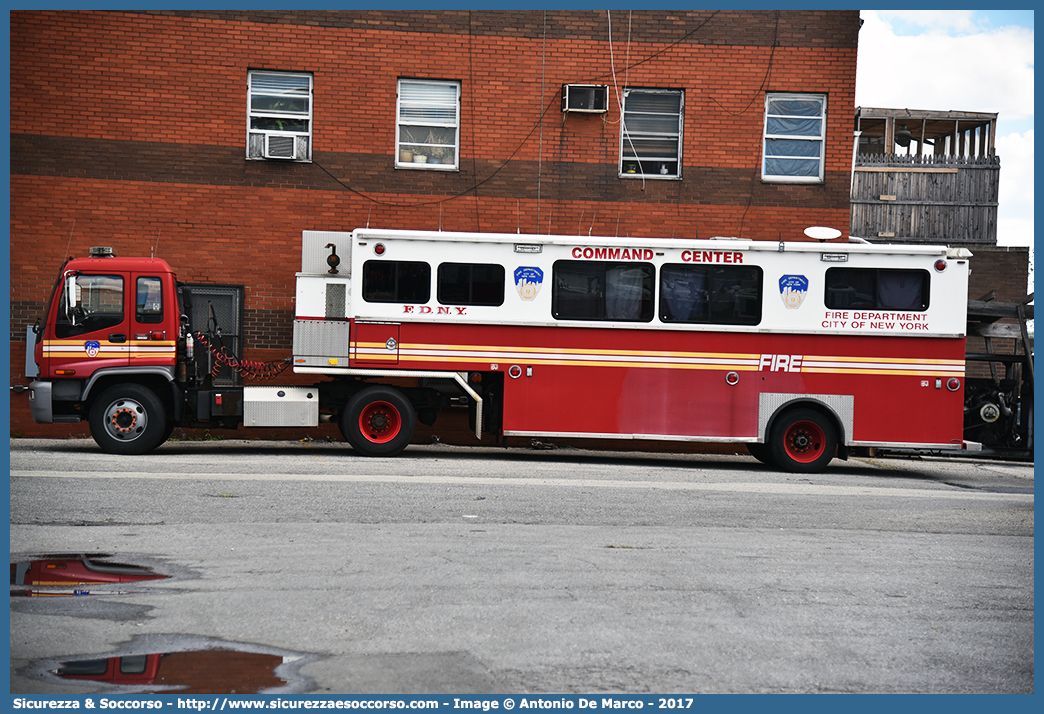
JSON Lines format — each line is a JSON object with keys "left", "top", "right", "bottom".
{"left": 110, "top": 406, "right": 140, "bottom": 433}
{"left": 358, "top": 401, "right": 402, "bottom": 444}
{"left": 783, "top": 420, "right": 826, "bottom": 463}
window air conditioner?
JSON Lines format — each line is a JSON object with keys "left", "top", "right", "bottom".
{"left": 562, "top": 84, "right": 609, "bottom": 114}
{"left": 264, "top": 134, "right": 298, "bottom": 160}
{"left": 248, "top": 132, "right": 310, "bottom": 162}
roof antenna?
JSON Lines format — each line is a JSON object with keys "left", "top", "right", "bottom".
{"left": 517, "top": 199, "right": 520, "bottom": 234}
{"left": 366, "top": 207, "right": 372, "bottom": 229}
{"left": 615, "top": 213, "right": 621, "bottom": 237}
{"left": 547, "top": 209, "right": 552, "bottom": 235}
{"left": 578, "top": 210, "right": 585, "bottom": 236}
{"left": 778, "top": 231, "right": 785, "bottom": 252}
{"left": 588, "top": 214, "right": 595, "bottom": 236}
{"left": 64, "top": 219, "right": 76, "bottom": 260}
{"left": 152, "top": 229, "right": 160, "bottom": 259}
{"left": 439, "top": 203, "right": 443, "bottom": 232}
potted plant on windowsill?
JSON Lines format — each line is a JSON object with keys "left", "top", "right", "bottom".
{"left": 426, "top": 130, "right": 448, "bottom": 165}
{"left": 400, "top": 128, "right": 418, "bottom": 163}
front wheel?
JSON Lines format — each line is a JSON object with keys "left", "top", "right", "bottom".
{"left": 341, "top": 386, "right": 416, "bottom": 457}
{"left": 768, "top": 408, "right": 837, "bottom": 473}
{"left": 88, "top": 384, "right": 169, "bottom": 455}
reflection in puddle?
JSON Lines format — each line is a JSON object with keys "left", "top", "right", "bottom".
{"left": 56, "top": 650, "right": 292, "bottom": 694}
{"left": 23, "top": 636, "right": 317, "bottom": 694}
{"left": 15, "top": 555, "right": 318, "bottom": 694}
{"left": 11, "top": 554, "right": 167, "bottom": 597}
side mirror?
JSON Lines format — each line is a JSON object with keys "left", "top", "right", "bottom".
{"left": 63, "top": 274, "right": 79, "bottom": 325}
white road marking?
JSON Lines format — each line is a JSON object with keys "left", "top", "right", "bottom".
{"left": 9, "top": 469, "right": 1033, "bottom": 502}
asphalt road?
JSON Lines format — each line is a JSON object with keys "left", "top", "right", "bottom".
{"left": 8, "top": 438, "right": 1035, "bottom": 694}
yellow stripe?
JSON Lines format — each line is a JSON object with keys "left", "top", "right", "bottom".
{"left": 396, "top": 354, "right": 760, "bottom": 371}
{"left": 368, "top": 341, "right": 760, "bottom": 361}
{"left": 401, "top": 343, "right": 963, "bottom": 367}
{"left": 803, "top": 354, "right": 964, "bottom": 366}
{"left": 43, "top": 340, "right": 122, "bottom": 347}
{"left": 431, "top": 344, "right": 761, "bottom": 360}
{"left": 355, "top": 341, "right": 964, "bottom": 376}
{"left": 43, "top": 340, "right": 176, "bottom": 346}
{"left": 802, "top": 367, "right": 964, "bottom": 377}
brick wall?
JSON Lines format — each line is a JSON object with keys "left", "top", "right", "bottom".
{"left": 9, "top": 10, "right": 860, "bottom": 440}
{"left": 966, "top": 246, "right": 1032, "bottom": 304}
{"left": 964, "top": 245, "right": 1032, "bottom": 380}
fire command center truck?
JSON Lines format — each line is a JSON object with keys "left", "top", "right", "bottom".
{"left": 24, "top": 227, "right": 978, "bottom": 472}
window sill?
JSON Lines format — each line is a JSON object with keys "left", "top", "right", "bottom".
{"left": 761, "top": 176, "right": 824, "bottom": 185}
{"left": 619, "top": 173, "right": 681, "bottom": 180}
{"left": 246, "top": 156, "right": 313, "bottom": 164}
{"left": 396, "top": 163, "right": 460, "bottom": 172}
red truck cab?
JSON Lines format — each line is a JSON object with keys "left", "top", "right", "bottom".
{"left": 29, "top": 247, "right": 182, "bottom": 452}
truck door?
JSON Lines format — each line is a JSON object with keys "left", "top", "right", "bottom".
{"left": 44, "top": 272, "right": 131, "bottom": 378}
{"left": 130, "top": 273, "right": 177, "bottom": 369}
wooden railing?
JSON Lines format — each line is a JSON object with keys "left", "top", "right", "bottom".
{"left": 851, "top": 153, "right": 1000, "bottom": 244}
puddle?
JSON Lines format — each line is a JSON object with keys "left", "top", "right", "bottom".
{"left": 14, "top": 556, "right": 319, "bottom": 692}
{"left": 56, "top": 650, "right": 289, "bottom": 693}
{"left": 11, "top": 553, "right": 167, "bottom": 598}
{"left": 25, "top": 635, "right": 318, "bottom": 694}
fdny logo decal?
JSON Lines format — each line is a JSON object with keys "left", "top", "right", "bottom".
{"left": 779, "top": 275, "right": 808, "bottom": 309}
{"left": 84, "top": 340, "right": 101, "bottom": 358}
{"left": 514, "top": 266, "right": 544, "bottom": 301}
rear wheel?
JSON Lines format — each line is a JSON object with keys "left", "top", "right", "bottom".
{"left": 768, "top": 408, "right": 837, "bottom": 473}
{"left": 341, "top": 386, "right": 416, "bottom": 457}
{"left": 88, "top": 384, "right": 169, "bottom": 455}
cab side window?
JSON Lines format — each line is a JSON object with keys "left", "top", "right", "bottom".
{"left": 136, "top": 277, "right": 164, "bottom": 324}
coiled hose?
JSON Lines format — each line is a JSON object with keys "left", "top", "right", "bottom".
{"left": 192, "top": 331, "right": 291, "bottom": 381}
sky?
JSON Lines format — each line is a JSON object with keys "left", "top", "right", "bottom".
{"left": 855, "top": 9, "right": 1035, "bottom": 256}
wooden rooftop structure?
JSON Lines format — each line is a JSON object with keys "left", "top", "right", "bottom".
{"left": 851, "top": 107, "right": 1000, "bottom": 245}
{"left": 855, "top": 107, "right": 997, "bottom": 157}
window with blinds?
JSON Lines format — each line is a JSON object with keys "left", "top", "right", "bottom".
{"left": 247, "top": 71, "right": 312, "bottom": 162}
{"left": 396, "top": 79, "right": 461, "bottom": 170}
{"left": 619, "top": 89, "right": 683, "bottom": 179}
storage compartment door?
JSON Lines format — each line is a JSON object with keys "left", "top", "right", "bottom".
{"left": 243, "top": 386, "right": 318, "bottom": 427}
{"left": 353, "top": 322, "right": 400, "bottom": 366}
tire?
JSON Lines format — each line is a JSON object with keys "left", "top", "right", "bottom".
{"left": 768, "top": 408, "right": 837, "bottom": 473}
{"left": 88, "top": 384, "right": 169, "bottom": 455}
{"left": 745, "top": 442, "right": 775, "bottom": 466}
{"left": 341, "top": 386, "right": 416, "bottom": 457}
